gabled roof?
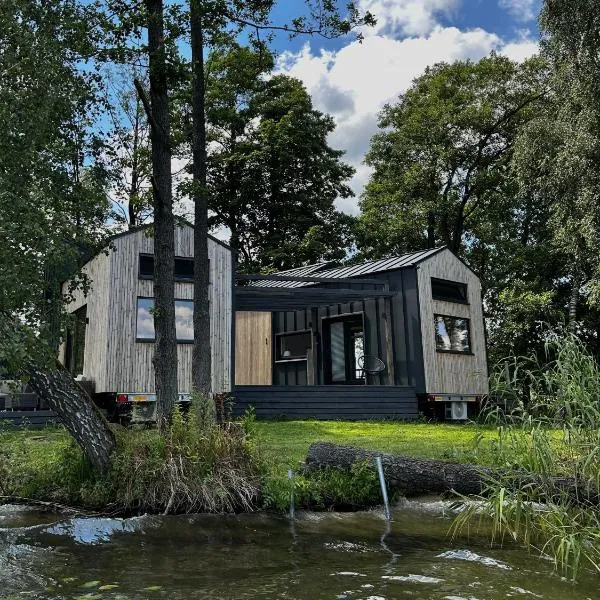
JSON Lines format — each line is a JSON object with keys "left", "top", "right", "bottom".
{"left": 109, "top": 219, "right": 231, "bottom": 251}
{"left": 252, "top": 247, "right": 446, "bottom": 288}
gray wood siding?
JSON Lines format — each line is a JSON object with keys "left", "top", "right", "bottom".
{"left": 416, "top": 249, "right": 489, "bottom": 396}
{"left": 58, "top": 251, "right": 111, "bottom": 390}
{"left": 233, "top": 385, "right": 418, "bottom": 420}
{"left": 63, "top": 225, "right": 232, "bottom": 395}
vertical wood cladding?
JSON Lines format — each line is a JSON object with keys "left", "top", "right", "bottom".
{"left": 416, "top": 249, "right": 489, "bottom": 396}
{"left": 61, "top": 225, "right": 233, "bottom": 394}
{"left": 235, "top": 312, "right": 272, "bottom": 385}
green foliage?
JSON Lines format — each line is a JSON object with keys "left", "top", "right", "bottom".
{"left": 0, "top": 400, "right": 262, "bottom": 514}
{"left": 204, "top": 44, "right": 355, "bottom": 271}
{"left": 455, "top": 332, "right": 600, "bottom": 579}
{"left": 0, "top": 0, "right": 110, "bottom": 367}
{"left": 261, "top": 461, "right": 380, "bottom": 512}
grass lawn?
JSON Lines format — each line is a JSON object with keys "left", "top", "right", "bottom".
{"left": 255, "top": 420, "right": 498, "bottom": 469}
{"left": 2, "top": 421, "right": 498, "bottom": 481}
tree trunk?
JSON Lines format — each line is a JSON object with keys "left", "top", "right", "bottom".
{"left": 190, "top": 0, "right": 212, "bottom": 397}
{"left": 427, "top": 210, "right": 435, "bottom": 248}
{"left": 128, "top": 90, "right": 142, "bottom": 229}
{"left": 305, "top": 442, "right": 600, "bottom": 507}
{"left": 568, "top": 274, "right": 579, "bottom": 330}
{"left": 145, "top": 0, "right": 178, "bottom": 425}
{"left": 0, "top": 314, "right": 115, "bottom": 473}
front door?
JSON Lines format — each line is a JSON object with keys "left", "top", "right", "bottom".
{"left": 323, "top": 313, "right": 365, "bottom": 385}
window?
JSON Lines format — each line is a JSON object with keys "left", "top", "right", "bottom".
{"left": 434, "top": 315, "right": 471, "bottom": 354}
{"left": 136, "top": 298, "right": 194, "bottom": 342}
{"left": 139, "top": 254, "right": 195, "bottom": 281}
{"left": 276, "top": 331, "right": 312, "bottom": 361}
{"left": 431, "top": 278, "right": 468, "bottom": 304}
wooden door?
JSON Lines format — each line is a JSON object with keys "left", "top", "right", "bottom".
{"left": 235, "top": 312, "right": 272, "bottom": 385}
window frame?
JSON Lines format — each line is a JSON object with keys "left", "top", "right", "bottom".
{"left": 431, "top": 277, "right": 469, "bottom": 304}
{"left": 138, "top": 253, "right": 197, "bottom": 282}
{"left": 274, "top": 330, "right": 313, "bottom": 363}
{"left": 434, "top": 313, "right": 473, "bottom": 355}
{"left": 135, "top": 296, "right": 195, "bottom": 344}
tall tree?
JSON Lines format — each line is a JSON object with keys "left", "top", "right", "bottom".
{"left": 537, "top": 1, "right": 600, "bottom": 333}
{"left": 187, "top": 2, "right": 374, "bottom": 395}
{"left": 103, "top": 68, "right": 152, "bottom": 229}
{"left": 205, "top": 46, "right": 355, "bottom": 272}
{"left": 0, "top": 0, "right": 115, "bottom": 470}
{"left": 356, "top": 54, "right": 562, "bottom": 361}
{"left": 138, "top": 0, "right": 179, "bottom": 425}
{"left": 358, "top": 54, "right": 546, "bottom": 257}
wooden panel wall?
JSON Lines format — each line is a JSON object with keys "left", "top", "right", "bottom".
{"left": 417, "top": 249, "right": 489, "bottom": 396}
{"left": 63, "top": 225, "right": 232, "bottom": 395}
{"left": 235, "top": 312, "right": 272, "bottom": 385}
{"left": 104, "top": 225, "right": 232, "bottom": 394}
{"left": 59, "top": 251, "right": 111, "bottom": 391}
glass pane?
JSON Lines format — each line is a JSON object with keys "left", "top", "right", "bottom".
{"left": 431, "top": 278, "right": 467, "bottom": 303}
{"left": 278, "top": 332, "right": 311, "bottom": 359}
{"left": 435, "top": 316, "right": 470, "bottom": 353}
{"left": 174, "top": 257, "right": 194, "bottom": 280}
{"left": 175, "top": 300, "right": 194, "bottom": 341}
{"left": 353, "top": 332, "right": 365, "bottom": 380}
{"left": 136, "top": 298, "right": 195, "bottom": 341}
{"left": 330, "top": 321, "right": 346, "bottom": 382}
{"left": 136, "top": 298, "right": 155, "bottom": 340}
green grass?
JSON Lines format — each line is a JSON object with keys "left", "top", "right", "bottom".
{"left": 254, "top": 420, "right": 498, "bottom": 470}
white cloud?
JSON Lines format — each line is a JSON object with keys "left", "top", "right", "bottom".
{"left": 277, "top": 27, "right": 539, "bottom": 215}
{"left": 359, "top": 0, "right": 461, "bottom": 37}
{"left": 499, "top": 0, "right": 537, "bottom": 22}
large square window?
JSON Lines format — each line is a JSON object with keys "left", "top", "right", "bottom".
{"left": 434, "top": 315, "right": 471, "bottom": 353}
{"left": 136, "top": 298, "right": 194, "bottom": 342}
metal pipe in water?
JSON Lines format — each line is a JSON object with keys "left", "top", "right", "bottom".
{"left": 288, "top": 469, "right": 295, "bottom": 520}
{"left": 374, "top": 456, "right": 391, "bottom": 520}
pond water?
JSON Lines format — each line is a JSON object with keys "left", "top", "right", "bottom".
{"left": 0, "top": 501, "right": 597, "bottom": 600}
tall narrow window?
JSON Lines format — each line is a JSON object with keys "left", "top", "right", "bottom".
{"left": 434, "top": 315, "right": 471, "bottom": 353}
{"left": 136, "top": 298, "right": 194, "bottom": 342}
{"left": 324, "top": 313, "right": 366, "bottom": 385}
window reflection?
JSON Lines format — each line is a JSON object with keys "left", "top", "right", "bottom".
{"left": 434, "top": 315, "right": 470, "bottom": 353}
{"left": 136, "top": 298, "right": 194, "bottom": 342}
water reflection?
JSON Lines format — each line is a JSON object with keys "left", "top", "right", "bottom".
{"left": 0, "top": 501, "right": 597, "bottom": 600}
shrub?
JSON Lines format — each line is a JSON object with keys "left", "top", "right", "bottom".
{"left": 454, "top": 331, "right": 600, "bottom": 579}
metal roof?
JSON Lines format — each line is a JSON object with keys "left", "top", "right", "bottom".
{"left": 250, "top": 247, "right": 446, "bottom": 288}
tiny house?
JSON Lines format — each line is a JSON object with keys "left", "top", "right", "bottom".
{"left": 59, "top": 223, "right": 233, "bottom": 419}
{"left": 233, "top": 247, "right": 488, "bottom": 420}
{"left": 58, "top": 229, "right": 487, "bottom": 423}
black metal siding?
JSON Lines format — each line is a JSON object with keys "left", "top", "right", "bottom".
{"left": 233, "top": 385, "right": 418, "bottom": 420}
{"left": 269, "top": 268, "right": 425, "bottom": 391}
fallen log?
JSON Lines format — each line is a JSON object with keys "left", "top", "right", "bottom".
{"left": 304, "top": 442, "right": 600, "bottom": 507}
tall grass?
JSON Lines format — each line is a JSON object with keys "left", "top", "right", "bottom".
{"left": 453, "top": 331, "right": 600, "bottom": 579}
{"left": 1, "top": 395, "right": 262, "bottom": 515}
{"left": 107, "top": 396, "right": 261, "bottom": 514}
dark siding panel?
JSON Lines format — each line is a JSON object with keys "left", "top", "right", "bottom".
{"left": 401, "top": 269, "right": 425, "bottom": 392}
{"left": 0, "top": 410, "right": 59, "bottom": 428}
{"left": 233, "top": 385, "right": 418, "bottom": 420}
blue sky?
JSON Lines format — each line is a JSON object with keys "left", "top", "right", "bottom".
{"left": 260, "top": 0, "right": 541, "bottom": 214}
